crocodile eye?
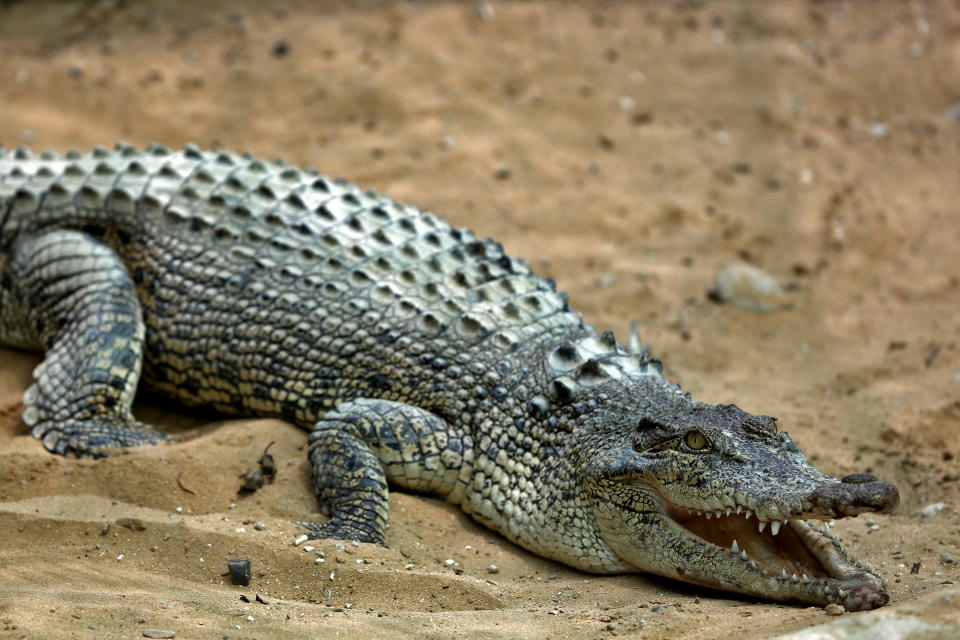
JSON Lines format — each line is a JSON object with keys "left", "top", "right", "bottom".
{"left": 684, "top": 430, "right": 708, "bottom": 451}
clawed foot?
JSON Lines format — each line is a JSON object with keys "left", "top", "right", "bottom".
{"left": 294, "top": 519, "right": 386, "bottom": 546}
{"left": 30, "top": 418, "right": 171, "bottom": 458}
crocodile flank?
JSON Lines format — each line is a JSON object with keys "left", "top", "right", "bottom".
{"left": 0, "top": 142, "right": 899, "bottom": 610}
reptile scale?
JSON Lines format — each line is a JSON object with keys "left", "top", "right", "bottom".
{"left": 0, "top": 142, "right": 899, "bottom": 610}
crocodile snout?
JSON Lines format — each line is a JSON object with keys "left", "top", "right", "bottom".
{"left": 807, "top": 474, "right": 900, "bottom": 517}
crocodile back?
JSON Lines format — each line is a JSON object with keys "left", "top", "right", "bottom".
{"left": 0, "top": 143, "right": 587, "bottom": 425}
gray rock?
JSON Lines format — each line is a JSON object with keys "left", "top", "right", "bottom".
{"left": 773, "top": 587, "right": 960, "bottom": 639}
{"left": 708, "top": 262, "right": 786, "bottom": 313}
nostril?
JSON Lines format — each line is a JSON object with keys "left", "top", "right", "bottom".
{"left": 841, "top": 473, "right": 877, "bottom": 484}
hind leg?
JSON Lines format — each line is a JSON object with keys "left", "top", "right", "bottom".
{"left": 9, "top": 230, "right": 167, "bottom": 456}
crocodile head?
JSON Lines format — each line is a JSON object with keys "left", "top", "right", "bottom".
{"left": 543, "top": 335, "right": 899, "bottom": 611}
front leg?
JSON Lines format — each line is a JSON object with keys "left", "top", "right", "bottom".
{"left": 301, "top": 398, "right": 472, "bottom": 544}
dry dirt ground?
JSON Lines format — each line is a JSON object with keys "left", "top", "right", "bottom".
{"left": 1, "top": 1, "right": 959, "bottom": 638}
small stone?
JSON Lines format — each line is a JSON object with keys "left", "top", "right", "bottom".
{"left": 487, "top": 565, "right": 500, "bottom": 574}
{"left": 944, "top": 103, "right": 960, "bottom": 122}
{"left": 405, "top": 562, "right": 415, "bottom": 570}
{"left": 143, "top": 631, "right": 176, "bottom": 639}
{"left": 595, "top": 273, "right": 615, "bottom": 288}
{"left": 293, "top": 534, "right": 309, "bottom": 546}
{"left": 921, "top": 502, "right": 946, "bottom": 517}
{"left": 117, "top": 518, "right": 147, "bottom": 531}
{"left": 227, "top": 558, "right": 251, "bottom": 586}
{"left": 494, "top": 164, "right": 512, "bottom": 180}
{"left": 708, "top": 262, "right": 786, "bottom": 313}
{"left": 617, "top": 96, "right": 635, "bottom": 112}
{"left": 272, "top": 40, "right": 290, "bottom": 57}
{"left": 444, "top": 558, "right": 455, "bottom": 566}
{"left": 941, "top": 553, "right": 955, "bottom": 564}
{"left": 476, "top": 1, "right": 494, "bottom": 21}
{"left": 824, "top": 603, "right": 844, "bottom": 616}
{"left": 868, "top": 122, "right": 888, "bottom": 138}
{"left": 254, "top": 522, "right": 267, "bottom": 531}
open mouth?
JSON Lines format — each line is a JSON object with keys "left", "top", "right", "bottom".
{"left": 668, "top": 502, "right": 838, "bottom": 577}
{"left": 660, "top": 497, "right": 891, "bottom": 611}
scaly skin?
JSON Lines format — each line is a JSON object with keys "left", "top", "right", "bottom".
{"left": 0, "top": 143, "right": 899, "bottom": 610}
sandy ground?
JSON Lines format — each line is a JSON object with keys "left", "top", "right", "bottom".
{"left": 1, "top": 1, "right": 959, "bottom": 638}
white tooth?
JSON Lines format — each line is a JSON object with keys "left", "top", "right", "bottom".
{"left": 802, "top": 573, "right": 810, "bottom": 583}
{"left": 758, "top": 521, "right": 767, "bottom": 534}
{"left": 781, "top": 569, "right": 788, "bottom": 580}
{"left": 866, "top": 562, "right": 873, "bottom": 573}
{"left": 715, "top": 510, "right": 723, "bottom": 519}
{"left": 838, "top": 588, "right": 847, "bottom": 598}
{"left": 725, "top": 507, "right": 732, "bottom": 517}
{"left": 823, "top": 523, "right": 831, "bottom": 535}
{"left": 791, "top": 573, "right": 799, "bottom": 583}
{"left": 731, "top": 540, "right": 739, "bottom": 554}
{"left": 705, "top": 511, "right": 712, "bottom": 520}
{"left": 740, "top": 550, "right": 748, "bottom": 561}
{"left": 771, "top": 520, "right": 782, "bottom": 536}
{"left": 744, "top": 510, "right": 752, "bottom": 520}
{"left": 736, "top": 505, "right": 742, "bottom": 514}
{"left": 749, "top": 560, "right": 757, "bottom": 569}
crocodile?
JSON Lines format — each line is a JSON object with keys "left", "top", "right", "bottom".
{"left": 0, "top": 142, "right": 899, "bottom": 611}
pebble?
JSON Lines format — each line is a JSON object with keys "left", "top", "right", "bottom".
{"left": 476, "top": 1, "right": 494, "bottom": 21}
{"left": 921, "top": 502, "right": 945, "bottom": 517}
{"left": 941, "top": 553, "right": 955, "bottom": 564}
{"left": 444, "top": 558, "right": 455, "bottom": 567}
{"left": 824, "top": 603, "right": 844, "bottom": 616}
{"left": 254, "top": 522, "right": 267, "bottom": 531}
{"left": 488, "top": 565, "right": 500, "bottom": 574}
{"left": 227, "top": 558, "right": 251, "bottom": 586}
{"left": 293, "top": 534, "right": 308, "bottom": 546}
{"left": 272, "top": 40, "right": 290, "bottom": 57}
{"left": 708, "top": 262, "right": 786, "bottom": 312}
{"left": 868, "top": 122, "right": 888, "bottom": 138}
{"left": 494, "top": 164, "right": 512, "bottom": 180}
{"left": 143, "top": 631, "right": 176, "bottom": 639}
{"left": 944, "top": 103, "right": 960, "bottom": 122}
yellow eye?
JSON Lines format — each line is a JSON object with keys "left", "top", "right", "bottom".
{"left": 685, "top": 431, "right": 708, "bottom": 451}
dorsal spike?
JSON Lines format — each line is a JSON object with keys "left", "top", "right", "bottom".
{"left": 600, "top": 330, "right": 616, "bottom": 349}
{"left": 551, "top": 377, "right": 576, "bottom": 404}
